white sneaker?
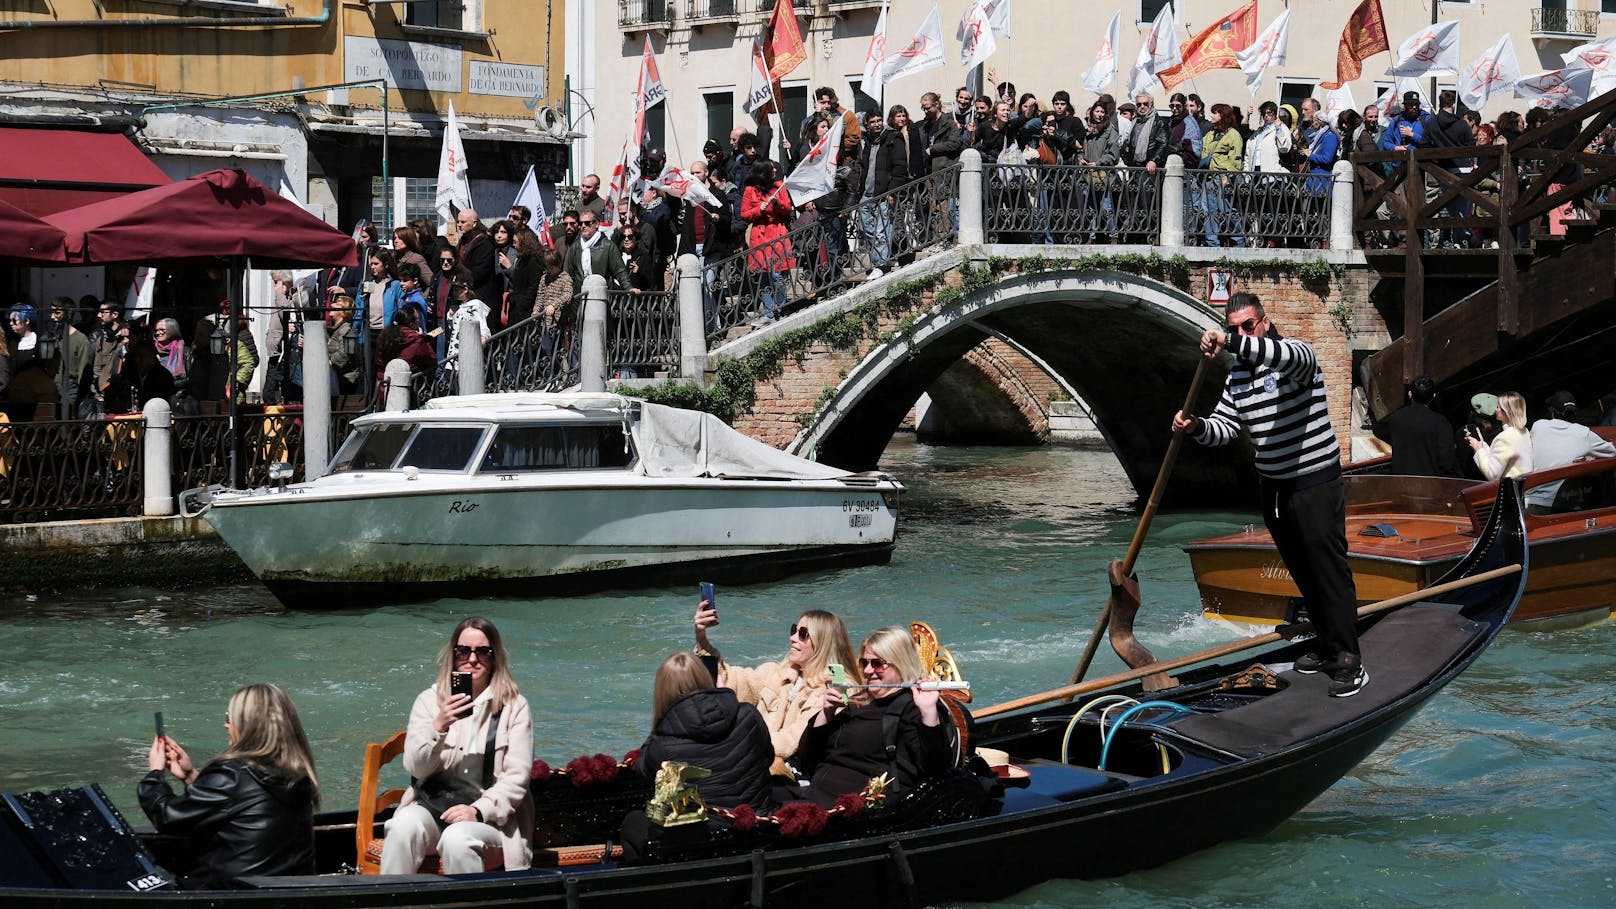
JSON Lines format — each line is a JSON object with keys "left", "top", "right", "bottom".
{"left": 867, "top": 268, "right": 884, "bottom": 280}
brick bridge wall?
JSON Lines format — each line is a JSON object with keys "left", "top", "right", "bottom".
{"left": 729, "top": 257, "right": 1373, "bottom": 460}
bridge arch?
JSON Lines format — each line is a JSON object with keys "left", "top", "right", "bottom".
{"left": 792, "top": 266, "right": 1255, "bottom": 502}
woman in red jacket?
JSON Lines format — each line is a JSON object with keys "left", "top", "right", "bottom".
{"left": 375, "top": 307, "right": 438, "bottom": 402}
{"left": 739, "top": 160, "right": 795, "bottom": 324}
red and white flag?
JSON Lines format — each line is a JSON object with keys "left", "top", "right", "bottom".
{"left": 862, "top": 3, "right": 889, "bottom": 98}
{"left": 1236, "top": 9, "right": 1290, "bottom": 97}
{"left": 435, "top": 101, "right": 471, "bottom": 227}
{"left": 1082, "top": 10, "right": 1120, "bottom": 94}
{"left": 651, "top": 163, "right": 721, "bottom": 209}
{"left": 781, "top": 111, "right": 846, "bottom": 206}
{"left": 984, "top": 0, "right": 1010, "bottom": 39}
{"left": 873, "top": 6, "right": 945, "bottom": 92}
{"left": 957, "top": 0, "right": 997, "bottom": 72}
{"left": 511, "top": 165, "right": 552, "bottom": 249}
{"left": 1561, "top": 37, "right": 1616, "bottom": 98}
{"left": 1387, "top": 20, "right": 1461, "bottom": 78}
{"left": 1515, "top": 65, "right": 1595, "bottom": 110}
{"left": 1460, "top": 34, "right": 1522, "bottom": 112}
{"left": 1320, "top": 84, "right": 1357, "bottom": 127}
{"left": 743, "top": 36, "right": 777, "bottom": 116}
{"left": 605, "top": 139, "right": 638, "bottom": 231}
{"left": 1128, "top": 2, "right": 1182, "bottom": 97}
{"left": 632, "top": 36, "right": 667, "bottom": 147}
{"left": 1380, "top": 77, "right": 1429, "bottom": 118}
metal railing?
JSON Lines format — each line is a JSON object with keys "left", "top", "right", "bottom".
{"left": 417, "top": 312, "right": 583, "bottom": 404}
{"left": 0, "top": 417, "right": 144, "bottom": 523}
{"left": 608, "top": 290, "right": 679, "bottom": 377}
{"left": 984, "top": 164, "right": 1163, "bottom": 243}
{"left": 173, "top": 412, "right": 306, "bottom": 490}
{"left": 1183, "top": 169, "right": 1332, "bottom": 248}
{"left": 685, "top": 0, "right": 743, "bottom": 22}
{"left": 619, "top": 0, "right": 674, "bottom": 28}
{"left": 1531, "top": 7, "right": 1599, "bottom": 37}
{"left": 706, "top": 164, "right": 960, "bottom": 343}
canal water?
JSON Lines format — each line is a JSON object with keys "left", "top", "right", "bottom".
{"left": 0, "top": 439, "right": 1611, "bottom": 908}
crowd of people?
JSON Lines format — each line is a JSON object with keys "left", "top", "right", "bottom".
{"left": 137, "top": 606, "right": 958, "bottom": 884}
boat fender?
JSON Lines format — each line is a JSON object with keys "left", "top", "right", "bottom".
{"left": 748, "top": 849, "right": 766, "bottom": 909}
{"left": 563, "top": 874, "right": 580, "bottom": 909}
{"left": 887, "top": 840, "right": 919, "bottom": 909}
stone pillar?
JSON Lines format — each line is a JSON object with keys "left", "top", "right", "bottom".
{"left": 580, "top": 275, "right": 608, "bottom": 393}
{"left": 384, "top": 359, "right": 412, "bottom": 411}
{"left": 302, "top": 315, "right": 331, "bottom": 480}
{"left": 1330, "top": 159, "right": 1355, "bottom": 251}
{"left": 142, "top": 398, "right": 174, "bottom": 517}
{"left": 676, "top": 254, "right": 707, "bottom": 386}
{"left": 958, "top": 148, "right": 984, "bottom": 246}
{"left": 457, "top": 314, "right": 485, "bottom": 395}
{"left": 1161, "top": 155, "right": 1185, "bottom": 248}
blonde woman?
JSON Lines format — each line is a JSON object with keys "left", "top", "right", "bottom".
{"left": 381, "top": 617, "right": 533, "bottom": 874}
{"left": 1468, "top": 391, "right": 1534, "bottom": 480}
{"left": 636, "top": 652, "right": 775, "bottom": 810}
{"left": 788, "top": 626, "right": 950, "bottom": 808}
{"left": 139, "top": 683, "right": 319, "bottom": 883}
{"left": 692, "top": 602, "right": 859, "bottom": 773}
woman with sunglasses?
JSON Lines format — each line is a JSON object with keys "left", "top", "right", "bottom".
{"left": 380, "top": 617, "right": 534, "bottom": 874}
{"left": 692, "top": 603, "right": 858, "bottom": 775}
{"left": 786, "top": 626, "right": 949, "bottom": 809}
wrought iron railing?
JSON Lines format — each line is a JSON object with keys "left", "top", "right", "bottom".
{"left": 0, "top": 418, "right": 144, "bottom": 523}
{"left": 608, "top": 290, "right": 680, "bottom": 377}
{"left": 706, "top": 164, "right": 959, "bottom": 343}
{"left": 1531, "top": 7, "right": 1599, "bottom": 37}
{"left": 685, "top": 0, "right": 742, "bottom": 21}
{"left": 1182, "top": 169, "right": 1332, "bottom": 248}
{"left": 173, "top": 412, "right": 307, "bottom": 490}
{"left": 417, "top": 313, "right": 582, "bottom": 404}
{"left": 619, "top": 0, "right": 673, "bottom": 28}
{"left": 983, "top": 164, "right": 1163, "bottom": 243}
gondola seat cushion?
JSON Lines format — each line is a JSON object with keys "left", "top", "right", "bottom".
{"left": 1004, "top": 759, "right": 1128, "bottom": 809}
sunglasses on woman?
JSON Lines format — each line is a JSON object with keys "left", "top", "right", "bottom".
{"left": 452, "top": 644, "right": 494, "bottom": 661}
{"left": 788, "top": 624, "right": 811, "bottom": 641}
{"left": 858, "top": 657, "right": 890, "bottom": 671}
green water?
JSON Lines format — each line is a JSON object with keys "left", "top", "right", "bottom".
{"left": 0, "top": 439, "right": 1611, "bottom": 907}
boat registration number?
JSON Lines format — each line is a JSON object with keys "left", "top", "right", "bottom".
{"left": 843, "top": 498, "right": 882, "bottom": 513}
{"left": 849, "top": 514, "right": 873, "bottom": 527}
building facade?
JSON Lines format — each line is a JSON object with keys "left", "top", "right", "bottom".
{"left": 570, "top": 0, "right": 1615, "bottom": 179}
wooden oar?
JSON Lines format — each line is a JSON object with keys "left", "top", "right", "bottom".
{"left": 1067, "top": 357, "right": 1211, "bottom": 689}
{"left": 978, "top": 563, "right": 1521, "bottom": 720}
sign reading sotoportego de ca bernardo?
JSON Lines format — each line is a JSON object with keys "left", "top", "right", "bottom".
{"left": 469, "top": 61, "right": 546, "bottom": 99}
{"left": 344, "top": 36, "right": 462, "bottom": 93}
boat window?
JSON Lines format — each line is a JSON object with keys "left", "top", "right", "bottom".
{"left": 398, "top": 426, "right": 487, "bottom": 472}
{"left": 330, "top": 424, "right": 413, "bottom": 473}
{"left": 1534, "top": 470, "right": 1616, "bottom": 515}
{"left": 478, "top": 424, "right": 631, "bottom": 472}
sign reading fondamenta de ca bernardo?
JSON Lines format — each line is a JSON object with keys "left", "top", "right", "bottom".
{"left": 344, "top": 36, "right": 462, "bottom": 93}
{"left": 469, "top": 61, "right": 546, "bottom": 99}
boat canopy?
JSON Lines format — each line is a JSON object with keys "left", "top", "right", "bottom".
{"left": 633, "top": 403, "right": 850, "bottom": 480}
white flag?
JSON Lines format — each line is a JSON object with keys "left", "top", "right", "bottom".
{"left": 1460, "top": 34, "right": 1522, "bottom": 113}
{"left": 1561, "top": 37, "right": 1616, "bottom": 98}
{"left": 435, "top": 101, "right": 471, "bottom": 227}
{"left": 861, "top": 4, "right": 889, "bottom": 97}
{"left": 957, "top": 0, "right": 997, "bottom": 71}
{"left": 1320, "top": 84, "right": 1357, "bottom": 128}
{"left": 635, "top": 36, "right": 668, "bottom": 114}
{"left": 1381, "top": 77, "right": 1430, "bottom": 118}
{"left": 984, "top": 0, "right": 1010, "bottom": 38}
{"left": 510, "top": 165, "right": 553, "bottom": 249}
{"left": 1128, "top": 3, "right": 1182, "bottom": 96}
{"left": 781, "top": 112, "right": 846, "bottom": 206}
{"left": 1082, "top": 11, "right": 1121, "bottom": 95}
{"left": 1387, "top": 21, "right": 1461, "bottom": 78}
{"left": 875, "top": 6, "right": 946, "bottom": 88}
{"left": 605, "top": 138, "right": 638, "bottom": 231}
{"left": 743, "top": 37, "right": 775, "bottom": 116}
{"left": 651, "top": 163, "right": 722, "bottom": 209}
{"left": 124, "top": 266, "right": 155, "bottom": 322}
{"left": 1516, "top": 65, "right": 1596, "bottom": 110}
{"left": 1236, "top": 10, "right": 1290, "bottom": 97}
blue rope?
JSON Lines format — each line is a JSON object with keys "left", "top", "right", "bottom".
{"left": 1098, "top": 700, "right": 1196, "bottom": 771}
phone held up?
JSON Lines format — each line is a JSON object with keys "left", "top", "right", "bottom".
{"left": 826, "top": 662, "right": 847, "bottom": 687}
{"left": 450, "top": 671, "right": 474, "bottom": 703}
{"left": 699, "top": 581, "right": 717, "bottom": 617}
{"left": 154, "top": 711, "right": 165, "bottom": 741}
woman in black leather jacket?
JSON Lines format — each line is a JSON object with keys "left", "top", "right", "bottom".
{"left": 139, "top": 683, "right": 319, "bottom": 884}
{"left": 637, "top": 652, "right": 776, "bottom": 810}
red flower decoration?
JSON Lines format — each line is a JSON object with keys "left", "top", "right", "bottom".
{"left": 566, "top": 755, "right": 597, "bottom": 787}
{"left": 591, "top": 753, "right": 620, "bottom": 783}
{"left": 773, "top": 802, "right": 828, "bottom": 839}
{"left": 833, "top": 791, "right": 865, "bottom": 818}
{"left": 729, "top": 803, "right": 758, "bottom": 833}
{"left": 622, "top": 749, "right": 640, "bottom": 767}
{"left": 530, "top": 760, "right": 551, "bottom": 782}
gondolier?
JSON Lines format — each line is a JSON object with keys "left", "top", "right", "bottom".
{"left": 1172, "top": 292, "right": 1368, "bottom": 698}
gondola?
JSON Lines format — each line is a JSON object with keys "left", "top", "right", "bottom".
{"left": 0, "top": 479, "right": 1528, "bottom": 909}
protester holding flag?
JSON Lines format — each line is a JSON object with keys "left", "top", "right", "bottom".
{"left": 739, "top": 161, "right": 795, "bottom": 323}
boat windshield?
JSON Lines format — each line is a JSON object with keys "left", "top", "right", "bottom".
{"left": 477, "top": 423, "right": 632, "bottom": 472}
{"left": 329, "top": 424, "right": 488, "bottom": 473}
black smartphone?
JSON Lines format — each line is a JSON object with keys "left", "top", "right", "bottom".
{"left": 450, "top": 671, "right": 474, "bottom": 701}
{"left": 154, "top": 711, "right": 164, "bottom": 741}
{"left": 698, "top": 653, "right": 720, "bottom": 680}
{"left": 699, "top": 581, "right": 717, "bottom": 617}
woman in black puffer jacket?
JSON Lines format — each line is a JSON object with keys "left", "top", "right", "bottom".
{"left": 637, "top": 652, "right": 776, "bottom": 811}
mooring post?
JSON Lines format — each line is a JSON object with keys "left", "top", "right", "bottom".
{"left": 958, "top": 148, "right": 984, "bottom": 247}
{"left": 1161, "top": 155, "right": 1186, "bottom": 248}
{"left": 676, "top": 253, "right": 707, "bottom": 386}
{"left": 384, "top": 359, "right": 412, "bottom": 411}
{"left": 301, "top": 315, "right": 331, "bottom": 480}
{"left": 581, "top": 275, "right": 608, "bottom": 392}
{"left": 457, "top": 312, "right": 486, "bottom": 395}
{"left": 142, "top": 398, "right": 174, "bottom": 517}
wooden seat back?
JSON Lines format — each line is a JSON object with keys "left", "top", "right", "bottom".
{"left": 355, "top": 730, "right": 408, "bottom": 875}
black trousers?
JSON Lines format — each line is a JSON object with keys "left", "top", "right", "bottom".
{"left": 1262, "top": 475, "right": 1361, "bottom": 661}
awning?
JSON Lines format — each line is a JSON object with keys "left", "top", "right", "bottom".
{"left": 0, "top": 126, "right": 171, "bottom": 216}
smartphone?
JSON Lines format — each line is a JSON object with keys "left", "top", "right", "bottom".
{"left": 698, "top": 581, "right": 717, "bottom": 617}
{"left": 154, "top": 711, "right": 165, "bottom": 741}
{"left": 826, "top": 663, "right": 847, "bottom": 686}
{"left": 450, "top": 671, "right": 474, "bottom": 701}
{"left": 698, "top": 653, "right": 720, "bottom": 680}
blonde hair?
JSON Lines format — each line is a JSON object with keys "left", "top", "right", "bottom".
{"left": 1497, "top": 392, "right": 1528, "bottom": 431}
{"left": 434, "top": 617, "right": 521, "bottom": 711}
{"left": 218, "top": 683, "right": 320, "bottom": 806}
{"left": 788, "top": 610, "right": 859, "bottom": 683}
{"left": 860, "top": 626, "right": 925, "bottom": 684}
{"left": 652, "top": 652, "right": 714, "bottom": 725}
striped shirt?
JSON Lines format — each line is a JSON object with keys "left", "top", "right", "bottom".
{"left": 1194, "top": 332, "right": 1340, "bottom": 483}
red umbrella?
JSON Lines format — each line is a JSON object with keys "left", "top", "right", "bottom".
{"left": 0, "top": 197, "right": 68, "bottom": 263}
{"left": 46, "top": 168, "right": 358, "bottom": 268}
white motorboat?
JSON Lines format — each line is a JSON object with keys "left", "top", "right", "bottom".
{"left": 196, "top": 393, "right": 902, "bottom": 607}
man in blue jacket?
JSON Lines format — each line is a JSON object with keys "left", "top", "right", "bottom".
{"left": 1380, "top": 91, "right": 1433, "bottom": 152}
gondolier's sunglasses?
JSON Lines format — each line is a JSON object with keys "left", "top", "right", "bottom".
{"left": 788, "top": 624, "right": 811, "bottom": 641}
{"left": 1229, "top": 317, "right": 1262, "bottom": 334}
{"left": 453, "top": 645, "right": 495, "bottom": 661}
